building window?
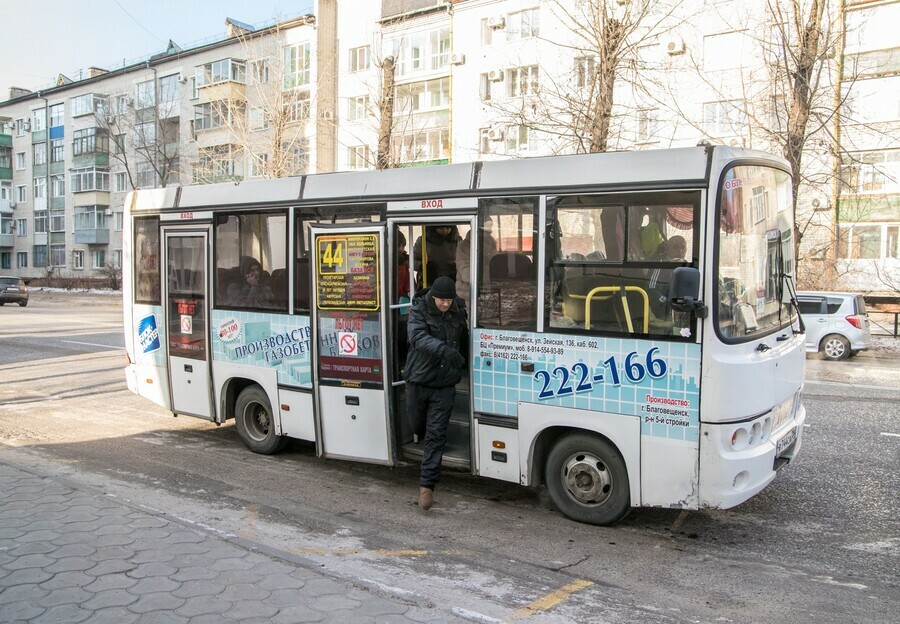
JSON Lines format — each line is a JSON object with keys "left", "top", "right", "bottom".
{"left": 249, "top": 107, "right": 268, "bottom": 131}
{"left": 32, "top": 109, "right": 46, "bottom": 132}
{"left": 50, "top": 244, "right": 66, "bottom": 268}
{"left": 194, "top": 145, "right": 243, "bottom": 184}
{"left": 159, "top": 74, "right": 180, "bottom": 106}
{"left": 49, "top": 103, "right": 65, "bottom": 127}
{"left": 73, "top": 250, "right": 84, "bottom": 270}
{"left": 75, "top": 205, "right": 108, "bottom": 231}
{"left": 507, "top": 65, "right": 539, "bottom": 97}
{"left": 116, "top": 94, "right": 128, "bottom": 115}
{"left": 251, "top": 60, "right": 269, "bottom": 84}
{"left": 33, "top": 178, "right": 46, "bottom": 200}
{"left": 92, "top": 250, "right": 106, "bottom": 269}
{"left": 33, "top": 143, "right": 47, "bottom": 166}
{"left": 135, "top": 122, "right": 156, "bottom": 147}
{"left": 348, "top": 96, "right": 370, "bottom": 121}
{"left": 283, "top": 43, "right": 311, "bottom": 89}
{"left": 506, "top": 125, "right": 529, "bottom": 153}
{"left": 16, "top": 219, "right": 27, "bottom": 236}
{"left": 70, "top": 168, "right": 110, "bottom": 193}
{"left": 430, "top": 28, "right": 450, "bottom": 70}
{"left": 34, "top": 211, "right": 47, "bottom": 234}
{"left": 50, "top": 209, "right": 65, "bottom": 232}
{"left": 392, "top": 127, "right": 450, "bottom": 165}
{"left": 703, "top": 100, "right": 747, "bottom": 136}
{"left": 73, "top": 128, "right": 108, "bottom": 156}
{"left": 115, "top": 172, "right": 127, "bottom": 193}
{"left": 15, "top": 152, "right": 25, "bottom": 170}
{"left": 0, "top": 253, "right": 9, "bottom": 270}
{"left": 508, "top": 8, "right": 540, "bottom": 40}
{"left": 481, "top": 18, "right": 493, "bottom": 46}
{"left": 33, "top": 246, "right": 48, "bottom": 268}
{"left": 285, "top": 139, "right": 310, "bottom": 175}
{"left": 348, "top": 146, "right": 371, "bottom": 170}
{"left": 575, "top": 56, "right": 596, "bottom": 88}
{"left": 196, "top": 58, "right": 245, "bottom": 88}
{"left": 50, "top": 138, "right": 65, "bottom": 163}
{"left": 16, "top": 186, "right": 26, "bottom": 203}
{"left": 751, "top": 185, "right": 769, "bottom": 223}
{"left": 17, "top": 252, "right": 27, "bottom": 268}
{"left": 390, "top": 27, "right": 450, "bottom": 77}
{"left": 113, "top": 134, "right": 125, "bottom": 154}
{"left": 71, "top": 93, "right": 108, "bottom": 117}
{"left": 480, "top": 128, "right": 491, "bottom": 154}
{"left": 637, "top": 109, "right": 659, "bottom": 142}
{"left": 51, "top": 174, "right": 65, "bottom": 198}
{"left": 136, "top": 162, "right": 156, "bottom": 189}
{"left": 115, "top": 212, "right": 124, "bottom": 231}
{"left": 15, "top": 119, "right": 25, "bottom": 136}
{"left": 349, "top": 46, "right": 370, "bottom": 72}
{"left": 838, "top": 223, "right": 900, "bottom": 260}
{"left": 250, "top": 153, "right": 269, "bottom": 178}
{"left": 136, "top": 80, "right": 156, "bottom": 109}
{"left": 840, "top": 150, "right": 900, "bottom": 194}
{"left": 395, "top": 78, "right": 450, "bottom": 115}
{"left": 284, "top": 91, "right": 310, "bottom": 124}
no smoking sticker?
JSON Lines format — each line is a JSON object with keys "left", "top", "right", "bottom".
{"left": 181, "top": 315, "right": 193, "bottom": 335}
{"left": 339, "top": 332, "right": 358, "bottom": 355}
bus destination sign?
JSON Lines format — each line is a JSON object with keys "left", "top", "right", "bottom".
{"left": 316, "top": 233, "right": 380, "bottom": 311}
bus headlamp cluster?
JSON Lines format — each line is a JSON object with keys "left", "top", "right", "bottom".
{"left": 730, "top": 418, "right": 772, "bottom": 450}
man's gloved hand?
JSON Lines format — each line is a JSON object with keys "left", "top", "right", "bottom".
{"left": 445, "top": 349, "right": 465, "bottom": 368}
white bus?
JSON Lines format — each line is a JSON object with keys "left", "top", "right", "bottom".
{"left": 122, "top": 145, "right": 806, "bottom": 525}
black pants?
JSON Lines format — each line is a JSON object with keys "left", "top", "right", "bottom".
{"left": 406, "top": 383, "right": 455, "bottom": 490}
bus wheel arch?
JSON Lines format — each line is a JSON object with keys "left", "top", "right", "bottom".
{"left": 233, "top": 383, "right": 288, "bottom": 455}
{"left": 542, "top": 430, "right": 631, "bottom": 526}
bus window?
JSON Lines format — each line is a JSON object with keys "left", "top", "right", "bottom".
{"left": 134, "top": 217, "right": 160, "bottom": 305}
{"left": 546, "top": 192, "right": 699, "bottom": 337}
{"left": 477, "top": 197, "right": 538, "bottom": 331}
{"left": 214, "top": 211, "right": 287, "bottom": 312}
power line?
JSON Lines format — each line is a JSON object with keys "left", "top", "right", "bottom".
{"left": 111, "top": 0, "right": 166, "bottom": 45}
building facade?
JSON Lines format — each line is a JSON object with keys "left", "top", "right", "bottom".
{"left": 0, "top": 0, "right": 897, "bottom": 294}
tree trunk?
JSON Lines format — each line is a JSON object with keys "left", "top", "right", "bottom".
{"left": 376, "top": 56, "right": 396, "bottom": 170}
{"left": 589, "top": 16, "right": 625, "bottom": 153}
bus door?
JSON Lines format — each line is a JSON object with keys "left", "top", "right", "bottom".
{"left": 388, "top": 218, "right": 475, "bottom": 468}
{"left": 309, "top": 223, "right": 393, "bottom": 464}
{"left": 162, "top": 227, "right": 214, "bottom": 419}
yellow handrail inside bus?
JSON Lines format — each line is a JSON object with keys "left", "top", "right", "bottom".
{"left": 580, "top": 285, "right": 649, "bottom": 333}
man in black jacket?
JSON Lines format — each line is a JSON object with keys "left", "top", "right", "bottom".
{"left": 405, "top": 276, "right": 467, "bottom": 511}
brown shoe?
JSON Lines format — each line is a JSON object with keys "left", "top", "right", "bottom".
{"left": 418, "top": 486, "right": 433, "bottom": 511}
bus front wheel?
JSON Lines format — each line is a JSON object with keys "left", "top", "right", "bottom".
{"left": 235, "top": 386, "right": 287, "bottom": 455}
{"left": 544, "top": 433, "right": 630, "bottom": 526}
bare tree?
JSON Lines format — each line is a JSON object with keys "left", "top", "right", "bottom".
{"left": 486, "top": 0, "right": 683, "bottom": 154}
{"left": 376, "top": 55, "right": 396, "bottom": 170}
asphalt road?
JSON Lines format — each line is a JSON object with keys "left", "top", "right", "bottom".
{"left": 1, "top": 291, "right": 898, "bottom": 623}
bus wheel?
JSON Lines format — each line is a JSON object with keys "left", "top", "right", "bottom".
{"left": 544, "top": 433, "right": 630, "bottom": 526}
{"left": 235, "top": 386, "right": 287, "bottom": 454}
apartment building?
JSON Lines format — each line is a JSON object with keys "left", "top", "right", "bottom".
{"left": 0, "top": 0, "right": 897, "bottom": 294}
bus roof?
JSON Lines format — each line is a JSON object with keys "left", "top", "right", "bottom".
{"left": 137, "top": 145, "right": 787, "bottom": 212}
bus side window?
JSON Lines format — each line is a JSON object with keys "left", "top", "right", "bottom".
{"left": 477, "top": 197, "right": 538, "bottom": 331}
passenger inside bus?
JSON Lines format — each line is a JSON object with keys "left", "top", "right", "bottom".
{"left": 227, "top": 256, "right": 275, "bottom": 308}
{"left": 413, "top": 225, "right": 460, "bottom": 290}
{"left": 456, "top": 218, "right": 497, "bottom": 310}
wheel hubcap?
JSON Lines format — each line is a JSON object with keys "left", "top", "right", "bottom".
{"left": 561, "top": 451, "right": 612, "bottom": 506}
{"left": 824, "top": 339, "right": 845, "bottom": 358}
{"left": 242, "top": 401, "right": 270, "bottom": 441}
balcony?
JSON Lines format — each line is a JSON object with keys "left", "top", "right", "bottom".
{"left": 74, "top": 228, "right": 110, "bottom": 245}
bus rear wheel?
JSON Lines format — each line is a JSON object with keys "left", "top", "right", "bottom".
{"left": 235, "top": 386, "right": 287, "bottom": 454}
{"left": 544, "top": 433, "right": 630, "bottom": 526}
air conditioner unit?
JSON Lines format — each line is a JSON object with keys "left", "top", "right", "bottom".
{"left": 449, "top": 53, "right": 466, "bottom": 66}
{"left": 487, "top": 127, "right": 505, "bottom": 142}
{"left": 488, "top": 16, "right": 506, "bottom": 30}
{"left": 23, "top": 121, "right": 31, "bottom": 132}
{"left": 665, "top": 37, "right": 686, "bottom": 55}
{"left": 104, "top": 209, "right": 113, "bottom": 216}
{"left": 8, "top": 201, "right": 15, "bottom": 208}
{"left": 179, "top": 75, "right": 189, "bottom": 84}
{"left": 488, "top": 69, "right": 504, "bottom": 82}
{"left": 321, "top": 110, "right": 334, "bottom": 121}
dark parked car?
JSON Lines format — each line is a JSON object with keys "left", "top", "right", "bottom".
{"left": 0, "top": 276, "right": 29, "bottom": 307}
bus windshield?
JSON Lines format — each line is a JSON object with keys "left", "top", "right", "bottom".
{"left": 716, "top": 165, "right": 796, "bottom": 340}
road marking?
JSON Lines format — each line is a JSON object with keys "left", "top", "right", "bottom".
{"left": 508, "top": 579, "right": 593, "bottom": 620}
{"left": 61, "top": 339, "right": 125, "bottom": 350}
{"left": 880, "top": 432, "right": 900, "bottom": 438}
{"left": 452, "top": 607, "right": 505, "bottom": 623}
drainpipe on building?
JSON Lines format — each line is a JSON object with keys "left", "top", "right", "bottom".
{"left": 36, "top": 92, "right": 51, "bottom": 278}
{"left": 147, "top": 61, "right": 159, "bottom": 186}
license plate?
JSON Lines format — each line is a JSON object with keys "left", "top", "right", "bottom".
{"left": 776, "top": 426, "right": 797, "bottom": 456}
{"left": 7, "top": 287, "right": 18, "bottom": 291}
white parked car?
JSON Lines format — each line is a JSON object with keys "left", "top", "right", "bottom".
{"left": 796, "top": 292, "right": 872, "bottom": 360}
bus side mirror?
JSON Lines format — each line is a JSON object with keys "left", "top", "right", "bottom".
{"left": 670, "top": 267, "right": 708, "bottom": 319}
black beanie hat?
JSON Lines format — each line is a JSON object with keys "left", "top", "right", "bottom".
{"left": 430, "top": 276, "right": 456, "bottom": 299}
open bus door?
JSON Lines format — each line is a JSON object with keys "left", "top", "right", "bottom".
{"left": 309, "top": 223, "right": 394, "bottom": 464}
{"left": 162, "top": 227, "right": 214, "bottom": 419}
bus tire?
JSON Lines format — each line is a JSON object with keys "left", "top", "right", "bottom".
{"left": 235, "top": 386, "right": 287, "bottom": 455}
{"left": 544, "top": 433, "right": 630, "bottom": 526}
{"left": 820, "top": 334, "right": 850, "bottom": 361}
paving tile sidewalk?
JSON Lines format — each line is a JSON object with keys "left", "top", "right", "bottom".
{"left": 0, "top": 460, "right": 457, "bottom": 624}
